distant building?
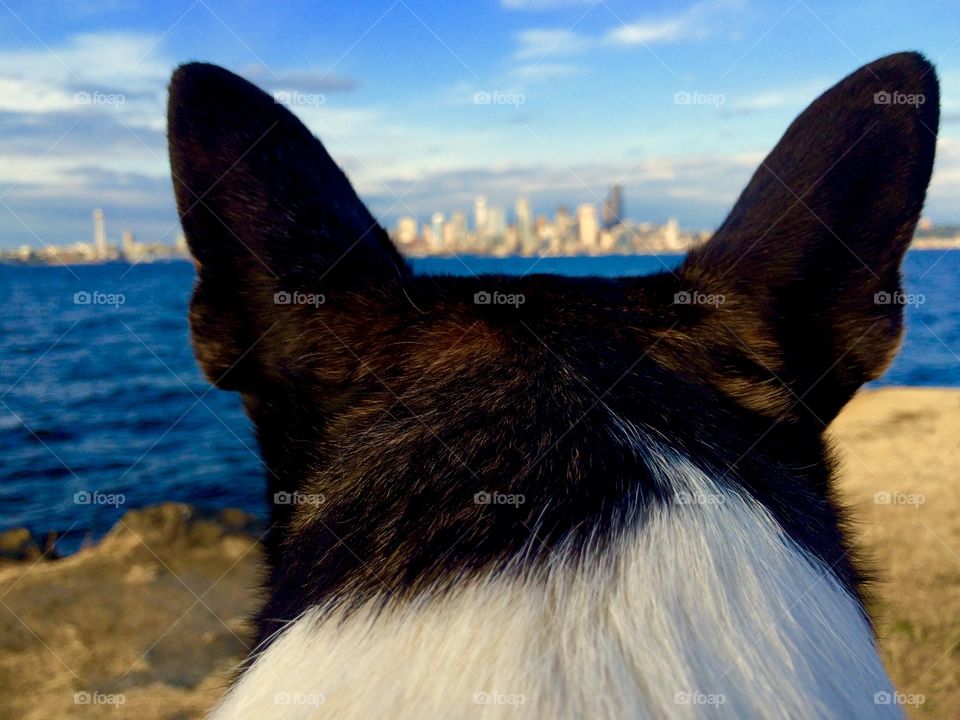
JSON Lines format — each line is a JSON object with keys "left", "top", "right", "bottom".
{"left": 121, "top": 229, "right": 136, "bottom": 259}
{"left": 515, "top": 196, "right": 532, "bottom": 241}
{"left": 602, "top": 185, "right": 623, "bottom": 228}
{"left": 555, "top": 205, "right": 571, "bottom": 239}
{"left": 395, "top": 216, "right": 418, "bottom": 246}
{"left": 663, "top": 217, "right": 680, "bottom": 250}
{"left": 430, "top": 213, "right": 445, "bottom": 250}
{"left": 449, "top": 210, "right": 467, "bottom": 246}
{"left": 487, "top": 206, "right": 506, "bottom": 239}
{"left": 92, "top": 209, "right": 107, "bottom": 258}
{"left": 474, "top": 196, "right": 487, "bottom": 240}
{"left": 577, "top": 204, "right": 598, "bottom": 250}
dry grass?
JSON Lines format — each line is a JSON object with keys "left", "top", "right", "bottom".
{"left": 832, "top": 388, "right": 960, "bottom": 718}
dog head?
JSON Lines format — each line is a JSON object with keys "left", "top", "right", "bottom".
{"left": 168, "top": 53, "right": 938, "bottom": 645}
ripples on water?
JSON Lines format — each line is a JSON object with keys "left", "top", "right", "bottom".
{"left": 1, "top": 252, "right": 957, "bottom": 550}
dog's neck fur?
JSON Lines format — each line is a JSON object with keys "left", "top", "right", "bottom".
{"left": 213, "top": 451, "right": 897, "bottom": 719}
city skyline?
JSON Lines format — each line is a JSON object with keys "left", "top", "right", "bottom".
{"left": 4, "top": 184, "right": 960, "bottom": 266}
{"left": 387, "top": 183, "right": 714, "bottom": 256}
{"left": 0, "top": 1, "right": 958, "bottom": 250}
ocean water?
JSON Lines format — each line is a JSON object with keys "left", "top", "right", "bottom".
{"left": 1, "top": 251, "right": 957, "bottom": 550}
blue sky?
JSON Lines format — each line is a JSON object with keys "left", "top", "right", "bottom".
{"left": 0, "top": 0, "right": 958, "bottom": 249}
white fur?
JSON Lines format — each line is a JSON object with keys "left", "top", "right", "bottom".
{"left": 211, "top": 453, "right": 900, "bottom": 719}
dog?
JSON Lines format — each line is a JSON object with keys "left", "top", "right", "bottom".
{"left": 168, "top": 51, "right": 938, "bottom": 718}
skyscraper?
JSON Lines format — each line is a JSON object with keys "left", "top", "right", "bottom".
{"left": 92, "top": 208, "right": 107, "bottom": 258}
{"left": 430, "top": 212, "right": 445, "bottom": 250}
{"left": 602, "top": 184, "right": 623, "bottom": 229}
{"left": 450, "top": 210, "right": 467, "bottom": 245}
{"left": 577, "top": 204, "right": 598, "bottom": 250}
{"left": 515, "top": 196, "right": 532, "bottom": 243}
{"left": 474, "top": 196, "right": 487, "bottom": 239}
{"left": 486, "top": 206, "right": 506, "bottom": 239}
{"left": 395, "top": 216, "right": 418, "bottom": 246}
{"left": 555, "top": 205, "right": 571, "bottom": 239}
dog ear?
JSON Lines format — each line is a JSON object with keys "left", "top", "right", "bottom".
{"left": 167, "top": 63, "right": 408, "bottom": 389}
{"left": 677, "top": 52, "right": 938, "bottom": 424}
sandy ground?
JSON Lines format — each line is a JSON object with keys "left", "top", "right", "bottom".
{"left": 830, "top": 388, "right": 960, "bottom": 718}
{"left": 0, "top": 387, "right": 957, "bottom": 719}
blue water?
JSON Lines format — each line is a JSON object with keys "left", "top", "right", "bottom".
{"left": 1, "top": 252, "right": 958, "bottom": 550}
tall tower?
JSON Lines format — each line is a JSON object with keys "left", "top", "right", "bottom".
{"left": 577, "top": 204, "right": 598, "bottom": 250}
{"left": 394, "top": 216, "right": 418, "bottom": 246}
{"left": 555, "top": 205, "right": 571, "bottom": 239}
{"left": 474, "top": 196, "right": 487, "bottom": 240}
{"left": 602, "top": 185, "right": 623, "bottom": 228}
{"left": 486, "top": 206, "right": 506, "bottom": 239}
{"left": 430, "top": 213, "right": 445, "bottom": 251}
{"left": 450, "top": 210, "right": 467, "bottom": 247}
{"left": 515, "top": 196, "right": 532, "bottom": 243}
{"left": 92, "top": 208, "right": 107, "bottom": 258}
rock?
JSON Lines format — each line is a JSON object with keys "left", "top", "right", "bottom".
{"left": 217, "top": 507, "right": 259, "bottom": 535}
{"left": 0, "top": 527, "right": 40, "bottom": 561}
{"left": 101, "top": 502, "right": 262, "bottom": 553}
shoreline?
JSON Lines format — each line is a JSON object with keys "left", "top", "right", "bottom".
{"left": 0, "top": 245, "right": 955, "bottom": 268}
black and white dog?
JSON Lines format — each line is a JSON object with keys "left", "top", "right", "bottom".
{"left": 168, "top": 52, "right": 938, "bottom": 718}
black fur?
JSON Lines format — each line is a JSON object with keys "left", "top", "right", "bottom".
{"left": 167, "top": 53, "right": 939, "bottom": 653}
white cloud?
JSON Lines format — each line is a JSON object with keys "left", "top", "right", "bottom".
{"left": 604, "top": 0, "right": 742, "bottom": 46}
{"left": 0, "top": 77, "right": 79, "bottom": 115}
{"left": 723, "top": 79, "right": 830, "bottom": 115}
{"left": 605, "top": 18, "right": 687, "bottom": 46}
{"left": 514, "top": 28, "right": 594, "bottom": 60}
{"left": 510, "top": 62, "right": 583, "bottom": 80}
{"left": 512, "top": 0, "right": 744, "bottom": 71}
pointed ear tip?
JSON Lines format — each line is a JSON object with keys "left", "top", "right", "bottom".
{"left": 168, "top": 62, "right": 262, "bottom": 112}
{"left": 864, "top": 51, "right": 940, "bottom": 100}
{"left": 170, "top": 62, "right": 215, "bottom": 93}
{"left": 874, "top": 51, "right": 936, "bottom": 77}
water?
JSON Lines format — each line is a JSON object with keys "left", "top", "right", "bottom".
{"left": 2, "top": 251, "right": 957, "bottom": 550}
